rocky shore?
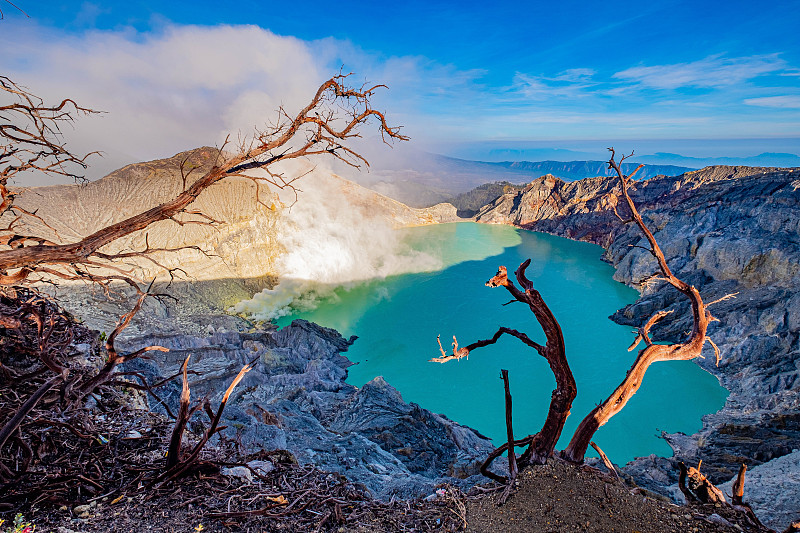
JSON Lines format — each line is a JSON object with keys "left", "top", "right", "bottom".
{"left": 474, "top": 165, "right": 800, "bottom": 529}
{"left": 112, "top": 315, "right": 495, "bottom": 500}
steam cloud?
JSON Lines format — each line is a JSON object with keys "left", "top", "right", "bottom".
{"left": 233, "top": 162, "right": 444, "bottom": 320}
{"left": 2, "top": 22, "right": 478, "bottom": 187}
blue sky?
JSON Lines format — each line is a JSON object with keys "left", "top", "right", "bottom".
{"left": 2, "top": 0, "right": 800, "bottom": 178}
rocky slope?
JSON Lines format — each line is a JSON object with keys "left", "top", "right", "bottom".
{"left": 15, "top": 150, "right": 799, "bottom": 525}
{"left": 475, "top": 165, "right": 800, "bottom": 529}
{"left": 116, "top": 317, "right": 494, "bottom": 499}
{"left": 7, "top": 147, "right": 460, "bottom": 288}
{"left": 14, "top": 147, "right": 487, "bottom": 501}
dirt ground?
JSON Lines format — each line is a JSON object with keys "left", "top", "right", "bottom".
{"left": 465, "top": 459, "right": 750, "bottom": 533}
{"left": 17, "top": 455, "right": 765, "bottom": 533}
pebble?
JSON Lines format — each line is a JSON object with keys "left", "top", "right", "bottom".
{"left": 221, "top": 466, "right": 253, "bottom": 482}
{"left": 246, "top": 459, "right": 274, "bottom": 476}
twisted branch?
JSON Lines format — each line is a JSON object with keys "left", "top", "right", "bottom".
{"left": 435, "top": 259, "right": 576, "bottom": 471}
{"left": 561, "top": 148, "right": 730, "bottom": 463}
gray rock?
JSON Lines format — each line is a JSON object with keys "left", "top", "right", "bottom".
{"left": 120, "top": 318, "right": 494, "bottom": 499}
{"left": 719, "top": 450, "right": 800, "bottom": 531}
{"left": 246, "top": 460, "right": 274, "bottom": 476}
{"left": 221, "top": 466, "right": 253, "bottom": 482}
{"left": 706, "top": 514, "right": 733, "bottom": 527}
{"left": 476, "top": 165, "right": 800, "bottom": 528}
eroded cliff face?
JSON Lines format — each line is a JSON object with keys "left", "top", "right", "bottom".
{"left": 7, "top": 147, "right": 459, "bottom": 288}
{"left": 476, "top": 165, "right": 800, "bottom": 529}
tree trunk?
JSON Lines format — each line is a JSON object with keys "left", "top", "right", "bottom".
{"left": 562, "top": 149, "right": 718, "bottom": 463}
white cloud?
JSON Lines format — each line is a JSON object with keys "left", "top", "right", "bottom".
{"left": 3, "top": 21, "right": 798, "bottom": 179}
{"left": 553, "top": 68, "right": 596, "bottom": 82}
{"left": 3, "top": 23, "right": 330, "bottom": 183}
{"left": 486, "top": 106, "right": 800, "bottom": 140}
{"left": 511, "top": 68, "right": 599, "bottom": 100}
{"left": 613, "top": 54, "right": 787, "bottom": 89}
{"left": 2, "top": 23, "right": 492, "bottom": 185}
{"left": 744, "top": 95, "right": 800, "bottom": 109}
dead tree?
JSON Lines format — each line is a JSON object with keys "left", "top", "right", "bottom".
{"left": 1, "top": 76, "right": 100, "bottom": 254}
{"left": 434, "top": 147, "right": 730, "bottom": 482}
{"left": 0, "top": 73, "right": 406, "bottom": 475}
{"left": 1, "top": 71, "right": 404, "bottom": 358}
{"left": 432, "top": 259, "right": 577, "bottom": 470}
{"left": 561, "top": 148, "right": 728, "bottom": 463}
{"left": 0, "top": 74, "right": 407, "bottom": 290}
{"left": 156, "top": 354, "right": 257, "bottom": 484}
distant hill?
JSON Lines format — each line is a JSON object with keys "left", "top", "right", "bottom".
{"left": 486, "top": 160, "right": 693, "bottom": 181}
{"left": 445, "top": 181, "right": 525, "bottom": 218}
{"left": 636, "top": 151, "right": 800, "bottom": 168}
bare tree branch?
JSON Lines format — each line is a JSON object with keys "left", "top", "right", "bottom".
{"left": 561, "top": 148, "right": 729, "bottom": 463}
{"left": 0, "top": 74, "right": 406, "bottom": 289}
{"left": 434, "top": 259, "right": 576, "bottom": 469}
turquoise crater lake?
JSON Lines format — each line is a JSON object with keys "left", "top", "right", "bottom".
{"left": 277, "top": 222, "right": 727, "bottom": 463}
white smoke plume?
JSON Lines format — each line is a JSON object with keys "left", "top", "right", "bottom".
{"left": 2, "top": 22, "right": 481, "bottom": 187}
{"left": 233, "top": 161, "right": 444, "bottom": 320}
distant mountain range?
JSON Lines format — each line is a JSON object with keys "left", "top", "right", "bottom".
{"left": 634, "top": 152, "right": 800, "bottom": 168}
{"left": 340, "top": 152, "right": 695, "bottom": 207}
{"left": 445, "top": 138, "right": 800, "bottom": 168}
{"left": 326, "top": 143, "right": 800, "bottom": 208}
{"left": 486, "top": 160, "right": 692, "bottom": 181}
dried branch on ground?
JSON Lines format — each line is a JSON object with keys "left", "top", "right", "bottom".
{"left": 678, "top": 461, "right": 772, "bottom": 532}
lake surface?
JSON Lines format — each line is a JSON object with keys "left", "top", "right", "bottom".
{"left": 277, "top": 222, "right": 727, "bottom": 463}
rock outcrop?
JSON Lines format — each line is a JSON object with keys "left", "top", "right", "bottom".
{"left": 7, "top": 148, "right": 461, "bottom": 288}
{"left": 475, "top": 165, "right": 800, "bottom": 529}
{"left": 119, "top": 318, "right": 494, "bottom": 500}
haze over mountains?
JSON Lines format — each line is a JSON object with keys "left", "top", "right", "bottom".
{"left": 331, "top": 148, "right": 696, "bottom": 208}
{"left": 473, "top": 150, "right": 800, "bottom": 169}
{"left": 487, "top": 159, "right": 691, "bottom": 181}
{"left": 442, "top": 138, "right": 800, "bottom": 167}
{"left": 634, "top": 151, "right": 800, "bottom": 168}
{"left": 320, "top": 141, "right": 800, "bottom": 208}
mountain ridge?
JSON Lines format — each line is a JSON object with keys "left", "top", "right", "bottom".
{"left": 7, "top": 147, "right": 460, "bottom": 287}
{"left": 472, "top": 165, "right": 800, "bottom": 529}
